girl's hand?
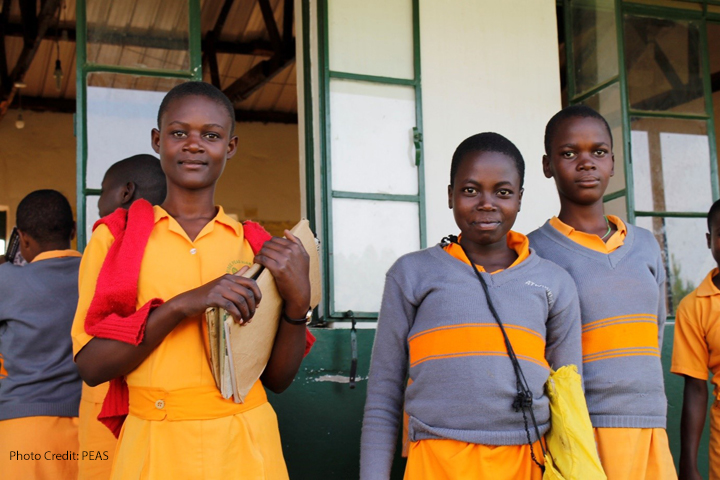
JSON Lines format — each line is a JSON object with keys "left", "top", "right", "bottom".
{"left": 172, "top": 266, "right": 262, "bottom": 324}
{"left": 254, "top": 230, "right": 311, "bottom": 318}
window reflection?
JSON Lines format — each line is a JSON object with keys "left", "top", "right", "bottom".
{"left": 636, "top": 216, "right": 715, "bottom": 315}
{"left": 631, "top": 117, "right": 712, "bottom": 213}
{"left": 624, "top": 15, "right": 704, "bottom": 114}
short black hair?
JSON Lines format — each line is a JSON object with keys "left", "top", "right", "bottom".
{"left": 544, "top": 105, "right": 613, "bottom": 155}
{"left": 450, "top": 132, "right": 525, "bottom": 187}
{"left": 16, "top": 190, "right": 74, "bottom": 244}
{"left": 105, "top": 154, "right": 167, "bottom": 206}
{"left": 157, "top": 81, "right": 236, "bottom": 133}
{"left": 708, "top": 199, "right": 720, "bottom": 232}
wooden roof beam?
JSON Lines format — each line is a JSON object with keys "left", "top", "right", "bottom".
{"left": 258, "top": 0, "right": 282, "bottom": 54}
{"left": 224, "top": 0, "right": 295, "bottom": 104}
{"left": 0, "top": 0, "right": 12, "bottom": 94}
{"left": 203, "top": 0, "right": 235, "bottom": 88}
{"left": 222, "top": 51, "right": 294, "bottom": 103}
{"left": 0, "top": 0, "right": 62, "bottom": 118}
{"left": 4, "top": 22, "right": 278, "bottom": 57}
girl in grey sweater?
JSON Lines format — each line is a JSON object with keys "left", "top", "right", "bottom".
{"left": 361, "top": 133, "right": 583, "bottom": 480}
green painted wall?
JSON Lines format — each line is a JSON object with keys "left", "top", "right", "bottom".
{"left": 267, "top": 328, "right": 406, "bottom": 479}
{"left": 269, "top": 325, "right": 712, "bottom": 479}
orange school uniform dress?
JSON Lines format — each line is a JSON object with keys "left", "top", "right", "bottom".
{"left": 671, "top": 268, "right": 720, "bottom": 480}
{"left": 402, "top": 232, "right": 545, "bottom": 480}
{"left": 71, "top": 206, "right": 288, "bottom": 480}
{"left": 549, "top": 216, "right": 676, "bottom": 480}
{"left": 78, "top": 382, "right": 116, "bottom": 479}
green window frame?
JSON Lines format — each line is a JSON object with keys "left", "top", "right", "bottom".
{"left": 563, "top": 0, "right": 720, "bottom": 314}
{"left": 74, "top": 0, "right": 202, "bottom": 249}
{"left": 314, "top": 0, "right": 427, "bottom": 322}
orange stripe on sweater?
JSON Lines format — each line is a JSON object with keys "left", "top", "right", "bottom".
{"left": 582, "top": 313, "right": 657, "bottom": 333}
{"left": 409, "top": 324, "right": 548, "bottom": 369}
{"left": 582, "top": 317, "right": 659, "bottom": 363}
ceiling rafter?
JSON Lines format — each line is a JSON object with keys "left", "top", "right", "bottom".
{"left": 257, "top": 0, "right": 282, "bottom": 54}
{"left": 0, "top": 0, "right": 12, "bottom": 90}
{"left": 223, "top": 0, "right": 295, "bottom": 104}
{"left": 0, "top": 0, "right": 63, "bottom": 119}
{"left": 3, "top": 22, "right": 277, "bottom": 57}
{"left": 203, "top": 0, "right": 235, "bottom": 89}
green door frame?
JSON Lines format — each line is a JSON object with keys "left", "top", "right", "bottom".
{"left": 74, "top": 0, "right": 202, "bottom": 249}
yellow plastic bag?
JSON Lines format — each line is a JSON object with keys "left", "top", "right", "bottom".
{"left": 543, "top": 365, "right": 607, "bottom": 480}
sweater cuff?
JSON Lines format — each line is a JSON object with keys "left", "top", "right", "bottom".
{"left": 98, "top": 377, "right": 129, "bottom": 438}
{"left": 86, "top": 298, "right": 164, "bottom": 345}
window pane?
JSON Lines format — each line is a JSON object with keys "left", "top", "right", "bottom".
{"left": 571, "top": 0, "right": 619, "bottom": 96}
{"left": 581, "top": 83, "right": 625, "bottom": 196}
{"left": 86, "top": 73, "right": 177, "bottom": 189}
{"left": 709, "top": 23, "right": 720, "bottom": 187}
{"left": 87, "top": 0, "right": 190, "bottom": 70}
{"left": 329, "top": 80, "right": 418, "bottom": 195}
{"left": 604, "top": 195, "right": 628, "bottom": 221}
{"left": 636, "top": 216, "right": 714, "bottom": 315}
{"left": 85, "top": 195, "right": 101, "bottom": 240}
{"left": 331, "top": 199, "right": 420, "bottom": 313}
{"left": 624, "top": 15, "right": 704, "bottom": 114}
{"left": 630, "top": 117, "right": 712, "bottom": 213}
{"left": 328, "top": 0, "right": 414, "bottom": 79}
{"left": 86, "top": 0, "right": 190, "bottom": 70}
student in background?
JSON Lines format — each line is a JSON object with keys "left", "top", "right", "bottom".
{"left": 71, "top": 82, "right": 313, "bottom": 479}
{"left": 672, "top": 199, "right": 720, "bottom": 480}
{"left": 361, "top": 132, "right": 582, "bottom": 479}
{"left": 0, "top": 189, "right": 82, "bottom": 479}
{"left": 97, "top": 154, "right": 167, "bottom": 218}
{"left": 78, "top": 154, "right": 166, "bottom": 480}
{"left": 528, "top": 105, "right": 675, "bottom": 479}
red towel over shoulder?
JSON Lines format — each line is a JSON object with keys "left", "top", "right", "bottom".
{"left": 84, "top": 200, "right": 315, "bottom": 437}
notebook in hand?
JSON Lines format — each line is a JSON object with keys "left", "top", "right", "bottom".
{"left": 205, "top": 219, "right": 321, "bottom": 402}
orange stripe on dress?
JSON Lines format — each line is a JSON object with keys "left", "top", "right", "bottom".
{"left": 409, "top": 323, "right": 548, "bottom": 369}
{"left": 582, "top": 315, "right": 659, "bottom": 364}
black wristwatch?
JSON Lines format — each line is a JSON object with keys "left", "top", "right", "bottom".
{"left": 282, "top": 308, "right": 313, "bottom": 326}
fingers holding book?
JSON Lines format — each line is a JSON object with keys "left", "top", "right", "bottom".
{"left": 253, "top": 230, "right": 311, "bottom": 319}
{"left": 176, "top": 272, "right": 263, "bottom": 325}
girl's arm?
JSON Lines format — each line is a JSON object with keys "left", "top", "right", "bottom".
{"left": 360, "top": 274, "right": 414, "bottom": 480}
{"left": 254, "top": 230, "right": 311, "bottom": 393}
{"left": 76, "top": 273, "right": 262, "bottom": 386}
{"left": 678, "top": 376, "right": 707, "bottom": 480}
{"left": 544, "top": 273, "right": 583, "bottom": 375}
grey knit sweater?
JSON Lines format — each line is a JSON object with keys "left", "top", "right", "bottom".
{"left": 0, "top": 254, "right": 82, "bottom": 420}
{"left": 528, "top": 221, "right": 667, "bottom": 429}
{"left": 360, "top": 245, "right": 582, "bottom": 479}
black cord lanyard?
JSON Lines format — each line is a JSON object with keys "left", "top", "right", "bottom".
{"left": 442, "top": 235, "right": 547, "bottom": 472}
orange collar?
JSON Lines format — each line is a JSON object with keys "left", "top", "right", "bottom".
{"left": 443, "top": 231, "right": 530, "bottom": 273}
{"left": 154, "top": 205, "right": 243, "bottom": 242}
{"left": 697, "top": 268, "right": 720, "bottom": 297}
{"left": 549, "top": 215, "right": 627, "bottom": 253}
{"left": 30, "top": 249, "right": 82, "bottom": 263}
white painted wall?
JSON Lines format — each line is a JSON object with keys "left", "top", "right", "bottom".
{"left": 420, "top": 0, "right": 562, "bottom": 240}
